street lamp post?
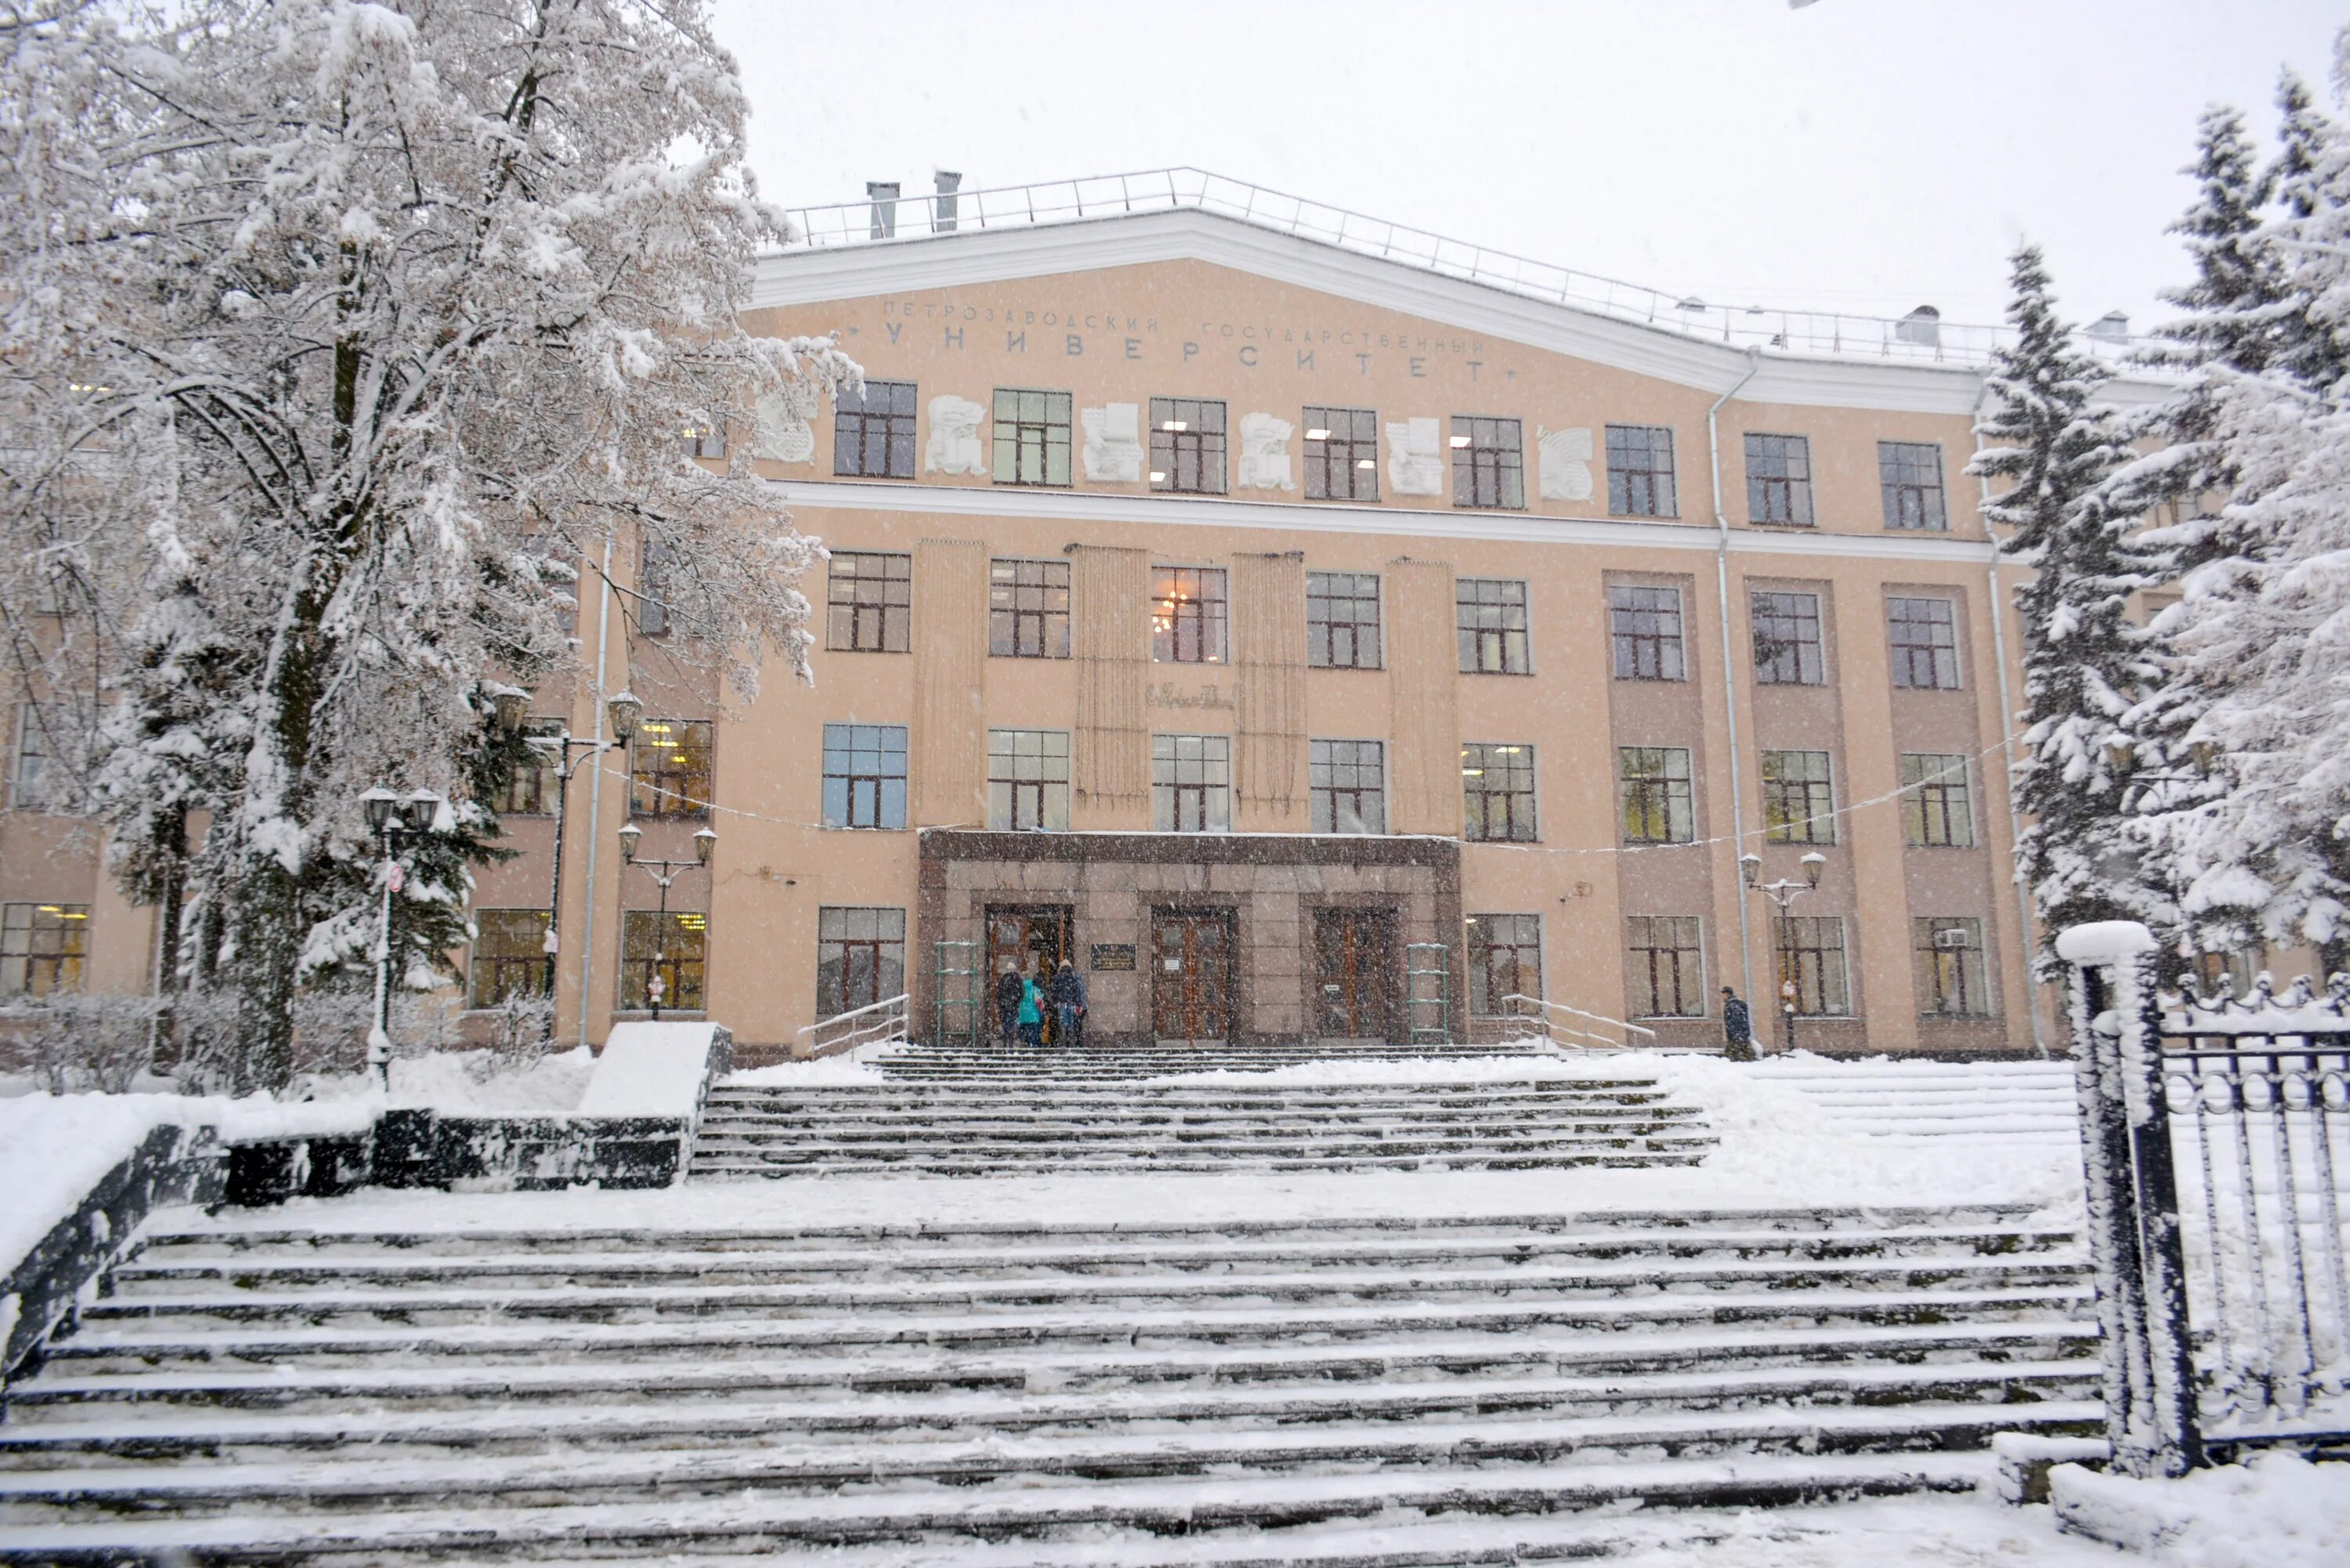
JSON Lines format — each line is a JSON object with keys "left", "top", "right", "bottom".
{"left": 616, "top": 819, "right": 714, "bottom": 1021}
{"left": 1740, "top": 849, "right": 1828, "bottom": 1055}
{"left": 360, "top": 786, "right": 446, "bottom": 1090}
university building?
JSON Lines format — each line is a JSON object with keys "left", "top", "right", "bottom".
{"left": 6, "top": 173, "right": 2207, "bottom": 1060}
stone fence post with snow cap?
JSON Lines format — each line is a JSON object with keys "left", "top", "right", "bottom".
{"left": 2055, "top": 919, "right": 2201, "bottom": 1477}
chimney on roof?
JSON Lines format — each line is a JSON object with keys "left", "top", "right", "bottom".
{"left": 866, "top": 181, "right": 900, "bottom": 240}
{"left": 933, "top": 170, "right": 962, "bottom": 234}
{"left": 2088, "top": 310, "right": 2130, "bottom": 342}
{"left": 1894, "top": 305, "right": 1941, "bottom": 349}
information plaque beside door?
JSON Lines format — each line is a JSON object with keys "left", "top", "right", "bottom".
{"left": 1090, "top": 944, "right": 1137, "bottom": 972}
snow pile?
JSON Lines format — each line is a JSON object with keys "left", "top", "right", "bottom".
{"left": 729, "top": 1050, "right": 902, "bottom": 1088}
{"left": 2052, "top": 1452, "right": 2350, "bottom": 1566}
{"left": 575, "top": 1023, "right": 722, "bottom": 1119}
{"left": 389, "top": 1047, "right": 595, "bottom": 1116}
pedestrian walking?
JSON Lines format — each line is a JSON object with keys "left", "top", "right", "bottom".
{"left": 1721, "top": 986, "right": 1756, "bottom": 1062}
{"left": 1048, "top": 959, "right": 1088, "bottom": 1050}
{"left": 993, "top": 961, "right": 1025, "bottom": 1048}
{"left": 1016, "top": 967, "right": 1046, "bottom": 1048}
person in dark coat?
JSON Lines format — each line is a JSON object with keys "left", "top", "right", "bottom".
{"left": 993, "top": 962, "right": 1025, "bottom": 1047}
{"left": 1048, "top": 959, "right": 1088, "bottom": 1050}
{"left": 1721, "top": 986, "right": 1757, "bottom": 1062}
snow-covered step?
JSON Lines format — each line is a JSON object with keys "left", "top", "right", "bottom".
{"left": 1747, "top": 1058, "right": 2078, "bottom": 1142}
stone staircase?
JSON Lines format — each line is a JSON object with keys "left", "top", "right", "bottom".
{"left": 692, "top": 1040, "right": 1712, "bottom": 1177}
{"left": 1750, "top": 1058, "right": 2079, "bottom": 1150}
{"left": 0, "top": 1205, "right": 2100, "bottom": 1564}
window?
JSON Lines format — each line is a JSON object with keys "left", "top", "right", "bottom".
{"left": 1467, "top": 914, "right": 1542, "bottom": 1016}
{"left": 817, "top": 905, "right": 906, "bottom": 1019}
{"left": 1619, "top": 746, "right": 1694, "bottom": 844}
{"left": 1310, "top": 739, "right": 1386, "bottom": 834}
{"left": 991, "top": 388, "right": 1072, "bottom": 486}
{"left": 988, "top": 729, "right": 1070, "bottom": 831}
{"left": 1610, "top": 584, "right": 1687, "bottom": 681}
{"left": 468, "top": 909, "right": 550, "bottom": 1008}
{"left": 637, "top": 537, "right": 674, "bottom": 637}
{"left": 833, "top": 379, "right": 918, "bottom": 478}
{"left": 1774, "top": 915, "right": 1850, "bottom": 1016}
{"left": 1744, "top": 434, "right": 1815, "bottom": 526}
{"left": 488, "top": 720, "right": 562, "bottom": 816}
{"left": 2189, "top": 948, "right": 2261, "bottom": 999}
{"left": 681, "top": 420, "right": 725, "bottom": 459}
{"left": 1879, "top": 441, "right": 1948, "bottom": 531}
{"left": 1457, "top": 578, "right": 1531, "bottom": 674}
{"left": 1606, "top": 424, "right": 1678, "bottom": 517}
{"left": 1306, "top": 572, "right": 1382, "bottom": 669}
{"left": 989, "top": 558, "right": 1072, "bottom": 658}
{"left": 1626, "top": 915, "right": 1705, "bottom": 1018}
{"left": 1901, "top": 753, "right": 1976, "bottom": 847}
{"left": 629, "top": 719, "right": 714, "bottom": 818}
{"left": 1888, "top": 597, "right": 1961, "bottom": 690}
{"left": 1750, "top": 591, "right": 1825, "bottom": 686}
{"left": 1451, "top": 416, "right": 1525, "bottom": 510}
{"left": 1914, "top": 916, "right": 1990, "bottom": 1017}
{"left": 0, "top": 902, "right": 86, "bottom": 996}
{"left": 1149, "top": 397, "right": 1227, "bottom": 494}
{"left": 1152, "top": 734, "right": 1231, "bottom": 833}
{"left": 1152, "top": 566, "right": 1227, "bottom": 664}
{"left": 1462, "top": 743, "right": 1538, "bottom": 843}
{"left": 1303, "top": 406, "right": 1379, "bottom": 501}
{"left": 826, "top": 551, "right": 912, "bottom": 653}
{"left": 821, "top": 724, "right": 907, "bottom": 830}
{"left": 12, "top": 704, "right": 54, "bottom": 810}
{"left": 621, "top": 909, "right": 707, "bottom": 1011}
{"left": 1762, "top": 750, "right": 1835, "bottom": 845}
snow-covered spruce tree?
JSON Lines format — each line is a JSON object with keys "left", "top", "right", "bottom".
{"left": 15, "top": 1, "right": 851, "bottom": 1092}
{"left": 1970, "top": 244, "right": 2168, "bottom": 973}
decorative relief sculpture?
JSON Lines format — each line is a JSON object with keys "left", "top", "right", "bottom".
{"left": 754, "top": 383, "right": 816, "bottom": 464}
{"left": 1237, "top": 413, "right": 1295, "bottom": 491}
{"left": 924, "top": 394, "right": 987, "bottom": 475}
{"left": 1079, "top": 401, "right": 1144, "bottom": 482}
{"left": 1538, "top": 426, "right": 1595, "bottom": 502}
{"left": 1386, "top": 416, "right": 1445, "bottom": 497}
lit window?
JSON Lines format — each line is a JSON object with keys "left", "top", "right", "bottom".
{"left": 817, "top": 905, "right": 906, "bottom": 1019}
{"left": 989, "top": 558, "right": 1072, "bottom": 658}
{"left": 1751, "top": 591, "right": 1825, "bottom": 686}
{"left": 1148, "top": 397, "right": 1228, "bottom": 494}
{"left": 621, "top": 909, "right": 706, "bottom": 1011}
{"left": 1450, "top": 416, "right": 1525, "bottom": 510}
{"left": 991, "top": 388, "right": 1073, "bottom": 487}
{"left": 1914, "top": 916, "right": 1990, "bottom": 1017}
{"left": 681, "top": 420, "right": 725, "bottom": 460}
{"left": 1456, "top": 579, "right": 1531, "bottom": 674}
{"left": 1900, "top": 754, "right": 1975, "bottom": 847}
{"left": 1152, "top": 566, "right": 1227, "bottom": 664}
{"left": 1302, "top": 406, "right": 1379, "bottom": 501}
{"left": 1462, "top": 742, "right": 1538, "bottom": 843}
{"left": 468, "top": 909, "right": 550, "bottom": 1008}
{"left": 833, "top": 380, "right": 918, "bottom": 479}
{"left": 988, "top": 730, "right": 1070, "bottom": 832}
{"left": 1744, "top": 433, "right": 1815, "bottom": 526}
{"left": 826, "top": 551, "right": 912, "bottom": 653}
{"left": 628, "top": 719, "right": 714, "bottom": 818}
{"left": 1619, "top": 746, "right": 1694, "bottom": 845}
{"left": 0, "top": 902, "right": 87, "bottom": 996}
{"left": 1626, "top": 916, "right": 1705, "bottom": 1018}
{"left": 1306, "top": 572, "right": 1381, "bottom": 669}
{"left": 821, "top": 724, "right": 907, "bottom": 830}
{"left": 1606, "top": 424, "right": 1678, "bottom": 517}
{"left": 1762, "top": 750, "right": 1835, "bottom": 846}
{"left": 1310, "top": 739, "right": 1385, "bottom": 834}
{"left": 1467, "top": 913, "right": 1542, "bottom": 1017}
{"left": 1888, "top": 597, "right": 1961, "bottom": 690}
{"left": 1609, "top": 584, "right": 1686, "bottom": 681}
{"left": 1879, "top": 442, "right": 1948, "bottom": 531}
{"left": 1152, "top": 735, "right": 1231, "bottom": 833}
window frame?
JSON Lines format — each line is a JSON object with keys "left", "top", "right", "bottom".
{"left": 1913, "top": 916, "right": 1991, "bottom": 1018}
{"left": 636, "top": 537, "right": 675, "bottom": 638}
{"left": 1609, "top": 583, "right": 1687, "bottom": 681}
{"left": 1618, "top": 746, "right": 1695, "bottom": 845}
{"left": 1750, "top": 590, "right": 1826, "bottom": 686}
{"left": 1900, "top": 753, "right": 1976, "bottom": 847}
{"left": 1878, "top": 441, "right": 1949, "bottom": 532}
{"left": 1774, "top": 914, "right": 1851, "bottom": 1017}
{"left": 821, "top": 723, "right": 909, "bottom": 830}
{"left": 832, "top": 379, "right": 919, "bottom": 479}
{"left": 1302, "top": 406, "right": 1379, "bottom": 502}
{"left": 1148, "top": 396, "right": 1229, "bottom": 494}
{"left": 825, "top": 551, "right": 913, "bottom": 653}
{"left": 1605, "top": 424, "right": 1679, "bottom": 518}
{"left": 620, "top": 908, "right": 708, "bottom": 1012}
{"left": 1305, "top": 571, "right": 1383, "bottom": 670}
{"left": 1887, "top": 596, "right": 1962, "bottom": 690}
{"left": 1626, "top": 914, "right": 1706, "bottom": 1018}
{"left": 1743, "top": 432, "right": 1816, "bottom": 526}
{"left": 1450, "top": 416, "right": 1526, "bottom": 511}
{"left": 988, "top": 557, "right": 1073, "bottom": 659}
{"left": 816, "top": 905, "right": 906, "bottom": 1020}
{"left": 1466, "top": 912, "right": 1542, "bottom": 1017}
{"left": 1461, "top": 742, "right": 1538, "bottom": 844}
{"left": 1456, "top": 577, "right": 1531, "bottom": 675}
{"left": 987, "top": 728, "right": 1071, "bottom": 832}
{"left": 0, "top": 901, "right": 87, "bottom": 996}
{"left": 628, "top": 718, "right": 714, "bottom": 818}
{"left": 1309, "top": 739, "right": 1386, "bottom": 835}
{"left": 1151, "top": 565, "right": 1228, "bottom": 665}
{"left": 12, "top": 703, "right": 55, "bottom": 811}
{"left": 487, "top": 719, "right": 562, "bottom": 817}
{"left": 1152, "top": 733, "right": 1232, "bottom": 833}
{"left": 990, "top": 387, "right": 1074, "bottom": 488}
{"left": 468, "top": 908, "right": 551, "bottom": 1008}
{"left": 1761, "top": 749, "right": 1836, "bottom": 846}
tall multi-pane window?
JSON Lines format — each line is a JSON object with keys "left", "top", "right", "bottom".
{"left": 825, "top": 551, "right": 912, "bottom": 653}
{"left": 1461, "top": 743, "right": 1538, "bottom": 843}
{"left": 1310, "top": 739, "right": 1386, "bottom": 834}
{"left": 1149, "top": 397, "right": 1227, "bottom": 493}
{"left": 1887, "top": 597, "right": 1961, "bottom": 689}
{"left": 833, "top": 379, "right": 918, "bottom": 478}
{"left": 468, "top": 909, "right": 550, "bottom": 1008}
{"left": 1152, "top": 735, "right": 1231, "bottom": 833}
{"left": 1914, "top": 916, "right": 1990, "bottom": 1017}
{"left": 1619, "top": 747, "right": 1694, "bottom": 844}
{"left": 1750, "top": 591, "right": 1825, "bottom": 685}
{"left": 629, "top": 719, "right": 714, "bottom": 818}
{"left": 1744, "top": 433, "right": 1816, "bottom": 526}
{"left": 1626, "top": 916, "right": 1705, "bottom": 1017}
{"left": 1775, "top": 916, "right": 1850, "bottom": 1015}
{"left": 1306, "top": 572, "right": 1382, "bottom": 669}
{"left": 1878, "top": 441, "right": 1948, "bottom": 531}
{"left": 1606, "top": 424, "right": 1678, "bottom": 517}
{"left": 1152, "top": 567, "right": 1227, "bottom": 664}
{"left": 1451, "top": 416, "right": 1525, "bottom": 509}
{"left": 1302, "top": 406, "right": 1379, "bottom": 501}
{"left": 1900, "top": 753, "right": 1976, "bottom": 847}
{"left": 488, "top": 720, "right": 561, "bottom": 815}
{"left": 1761, "top": 750, "right": 1835, "bottom": 845}
{"left": 1610, "top": 584, "right": 1687, "bottom": 681}
{"left": 991, "top": 388, "right": 1073, "bottom": 486}
{"left": 988, "top": 730, "right": 1070, "bottom": 831}
{"left": 1467, "top": 914, "right": 1542, "bottom": 1016}
{"left": 0, "top": 902, "right": 86, "bottom": 995}
{"left": 816, "top": 906, "right": 905, "bottom": 1019}
{"left": 989, "top": 558, "right": 1072, "bottom": 658}
{"left": 821, "top": 724, "right": 908, "bottom": 830}
{"left": 13, "top": 704, "right": 56, "bottom": 809}
{"left": 621, "top": 909, "right": 707, "bottom": 1011}
{"left": 680, "top": 419, "right": 725, "bottom": 459}
{"left": 1457, "top": 578, "right": 1531, "bottom": 674}
{"left": 636, "top": 537, "right": 674, "bottom": 637}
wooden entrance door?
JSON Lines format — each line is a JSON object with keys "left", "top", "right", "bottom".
{"left": 1314, "top": 909, "right": 1394, "bottom": 1039}
{"left": 1152, "top": 909, "right": 1233, "bottom": 1042}
{"left": 985, "top": 905, "right": 1072, "bottom": 988}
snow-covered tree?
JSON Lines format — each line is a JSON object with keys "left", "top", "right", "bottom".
{"left": 5, "top": 0, "right": 852, "bottom": 1091}
{"left": 1972, "top": 244, "right": 2167, "bottom": 971}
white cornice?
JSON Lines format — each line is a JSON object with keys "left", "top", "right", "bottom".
{"left": 765, "top": 479, "right": 1999, "bottom": 566}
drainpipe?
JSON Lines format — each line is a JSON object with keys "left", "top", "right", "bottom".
{"left": 1971, "top": 387, "right": 2052, "bottom": 1058}
{"left": 578, "top": 537, "right": 615, "bottom": 1050}
{"left": 1709, "top": 347, "right": 1765, "bottom": 1010}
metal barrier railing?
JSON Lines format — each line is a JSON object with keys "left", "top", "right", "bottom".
{"left": 795, "top": 992, "right": 910, "bottom": 1059}
{"left": 1502, "top": 993, "right": 1660, "bottom": 1052}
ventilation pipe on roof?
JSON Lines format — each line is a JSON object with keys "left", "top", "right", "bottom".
{"left": 2088, "top": 310, "right": 2130, "bottom": 342}
{"left": 866, "top": 181, "right": 900, "bottom": 240}
{"left": 933, "top": 171, "right": 963, "bottom": 233}
{"left": 1895, "top": 305, "right": 1941, "bottom": 349}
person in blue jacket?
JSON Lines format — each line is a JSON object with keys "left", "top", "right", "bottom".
{"left": 1048, "top": 959, "right": 1088, "bottom": 1050}
{"left": 1015, "top": 966, "right": 1045, "bottom": 1048}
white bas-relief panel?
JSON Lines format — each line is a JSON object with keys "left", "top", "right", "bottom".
{"left": 1080, "top": 402, "right": 1144, "bottom": 482}
{"left": 1538, "top": 426, "right": 1595, "bottom": 502}
{"left": 1237, "top": 413, "right": 1296, "bottom": 492}
{"left": 925, "top": 394, "right": 987, "bottom": 475}
{"left": 1386, "top": 416, "right": 1445, "bottom": 497}
{"left": 754, "top": 383, "right": 817, "bottom": 464}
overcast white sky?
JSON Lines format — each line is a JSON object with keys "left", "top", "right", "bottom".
{"left": 712, "top": 1, "right": 2345, "bottom": 337}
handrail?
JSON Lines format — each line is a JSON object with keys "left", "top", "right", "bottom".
{"left": 1502, "top": 993, "right": 1658, "bottom": 1052}
{"left": 795, "top": 992, "right": 909, "bottom": 1035}
{"left": 797, "top": 992, "right": 910, "bottom": 1059}
{"left": 774, "top": 166, "right": 2155, "bottom": 373}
